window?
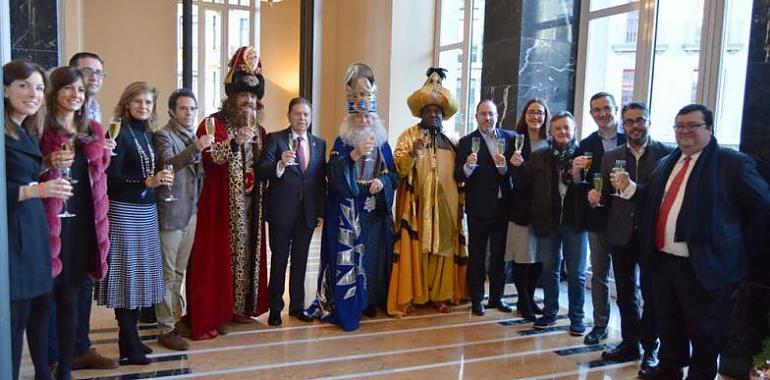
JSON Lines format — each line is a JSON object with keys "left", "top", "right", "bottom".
{"left": 575, "top": 0, "right": 753, "bottom": 145}
{"left": 436, "top": 0, "right": 486, "bottom": 136}
{"left": 177, "top": 0, "right": 261, "bottom": 117}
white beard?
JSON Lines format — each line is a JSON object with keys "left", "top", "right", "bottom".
{"left": 339, "top": 115, "right": 388, "bottom": 147}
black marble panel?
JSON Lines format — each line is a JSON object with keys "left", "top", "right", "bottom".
{"left": 9, "top": 0, "right": 59, "bottom": 69}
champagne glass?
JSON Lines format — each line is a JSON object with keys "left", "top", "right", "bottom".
{"left": 205, "top": 117, "right": 216, "bottom": 152}
{"left": 514, "top": 134, "right": 525, "bottom": 152}
{"left": 581, "top": 152, "right": 594, "bottom": 184}
{"left": 363, "top": 135, "right": 376, "bottom": 162}
{"left": 58, "top": 168, "right": 76, "bottom": 218}
{"left": 287, "top": 135, "right": 298, "bottom": 166}
{"left": 108, "top": 117, "right": 121, "bottom": 157}
{"left": 611, "top": 159, "right": 627, "bottom": 197}
{"left": 417, "top": 129, "right": 430, "bottom": 159}
{"left": 244, "top": 112, "right": 256, "bottom": 145}
{"left": 592, "top": 173, "right": 604, "bottom": 207}
{"left": 162, "top": 164, "right": 177, "bottom": 202}
{"left": 469, "top": 136, "right": 480, "bottom": 168}
{"left": 60, "top": 142, "right": 78, "bottom": 184}
{"left": 496, "top": 137, "right": 507, "bottom": 168}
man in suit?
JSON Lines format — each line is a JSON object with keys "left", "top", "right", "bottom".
{"left": 454, "top": 99, "right": 515, "bottom": 316}
{"left": 615, "top": 104, "right": 770, "bottom": 379}
{"left": 258, "top": 97, "right": 326, "bottom": 326}
{"left": 587, "top": 102, "right": 671, "bottom": 373}
{"left": 571, "top": 91, "right": 626, "bottom": 345}
{"left": 153, "top": 89, "right": 213, "bottom": 350}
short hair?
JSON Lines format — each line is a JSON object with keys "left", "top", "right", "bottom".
{"left": 475, "top": 99, "right": 496, "bottom": 113}
{"left": 168, "top": 88, "right": 197, "bottom": 111}
{"left": 621, "top": 101, "right": 650, "bottom": 119}
{"left": 515, "top": 98, "right": 549, "bottom": 139}
{"left": 677, "top": 103, "right": 713, "bottom": 129}
{"left": 68, "top": 52, "right": 104, "bottom": 67}
{"left": 589, "top": 92, "right": 616, "bottom": 108}
{"left": 288, "top": 97, "right": 312, "bottom": 114}
{"left": 550, "top": 110, "right": 575, "bottom": 125}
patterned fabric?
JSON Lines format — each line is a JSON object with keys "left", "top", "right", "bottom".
{"left": 96, "top": 201, "right": 163, "bottom": 309}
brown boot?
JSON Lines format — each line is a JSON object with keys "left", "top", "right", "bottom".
{"left": 158, "top": 330, "right": 189, "bottom": 351}
{"left": 72, "top": 348, "right": 118, "bottom": 370}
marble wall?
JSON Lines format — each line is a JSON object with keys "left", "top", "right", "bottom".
{"left": 481, "top": 0, "right": 579, "bottom": 130}
{"left": 10, "top": 0, "right": 59, "bottom": 69}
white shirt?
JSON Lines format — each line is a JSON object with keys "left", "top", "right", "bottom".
{"left": 276, "top": 130, "right": 310, "bottom": 178}
{"left": 658, "top": 151, "right": 701, "bottom": 257}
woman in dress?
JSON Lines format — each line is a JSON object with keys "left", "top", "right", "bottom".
{"left": 39, "top": 66, "right": 112, "bottom": 379}
{"left": 95, "top": 82, "right": 171, "bottom": 365}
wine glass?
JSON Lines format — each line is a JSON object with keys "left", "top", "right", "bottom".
{"left": 205, "top": 117, "right": 216, "bottom": 152}
{"left": 495, "top": 137, "right": 507, "bottom": 168}
{"left": 162, "top": 164, "right": 177, "bottom": 202}
{"left": 592, "top": 173, "right": 604, "bottom": 207}
{"left": 581, "top": 152, "right": 594, "bottom": 184}
{"left": 469, "top": 136, "right": 480, "bottom": 168}
{"left": 611, "top": 159, "right": 627, "bottom": 197}
{"left": 60, "top": 142, "right": 78, "bottom": 184}
{"left": 287, "top": 135, "right": 298, "bottom": 166}
{"left": 108, "top": 117, "right": 121, "bottom": 157}
{"left": 514, "top": 134, "right": 525, "bottom": 152}
{"left": 58, "top": 169, "right": 76, "bottom": 218}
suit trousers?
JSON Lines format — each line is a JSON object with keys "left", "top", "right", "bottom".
{"left": 156, "top": 215, "right": 197, "bottom": 334}
{"left": 268, "top": 206, "right": 315, "bottom": 313}
{"left": 608, "top": 230, "right": 657, "bottom": 351}
{"left": 588, "top": 231, "right": 611, "bottom": 330}
{"left": 466, "top": 200, "right": 508, "bottom": 304}
{"left": 653, "top": 253, "right": 733, "bottom": 380}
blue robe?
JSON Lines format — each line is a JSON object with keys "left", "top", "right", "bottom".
{"left": 308, "top": 138, "right": 398, "bottom": 331}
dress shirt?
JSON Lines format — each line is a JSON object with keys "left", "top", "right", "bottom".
{"left": 658, "top": 150, "right": 701, "bottom": 257}
{"left": 276, "top": 130, "right": 310, "bottom": 178}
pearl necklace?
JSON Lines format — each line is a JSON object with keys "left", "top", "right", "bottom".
{"left": 127, "top": 123, "right": 156, "bottom": 180}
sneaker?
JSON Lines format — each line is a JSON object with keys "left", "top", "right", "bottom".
{"left": 569, "top": 322, "right": 586, "bottom": 336}
{"left": 72, "top": 348, "right": 118, "bottom": 370}
{"left": 158, "top": 330, "right": 189, "bottom": 351}
{"left": 533, "top": 316, "right": 556, "bottom": 329}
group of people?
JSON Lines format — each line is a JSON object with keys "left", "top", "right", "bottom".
{"left": 5, "top": 43, "right": 769, "bottom": 380}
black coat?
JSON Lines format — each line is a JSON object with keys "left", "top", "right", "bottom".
{"left": 257, "top": 128, "right": 326, "bottom": 229}
{"left": 5, "top": 125, "right": 53, "bottom": 300}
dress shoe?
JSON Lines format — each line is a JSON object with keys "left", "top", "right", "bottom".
{"left": 72, "top": 348, "right": 118, "bottom": 370}
{"left": 640, "top": 346, "right": 660, "bottom": 372}
{"left": 158, "top": 330, "right": 189, "bottom": 351}
{"left": 471, "top": 302, "right": 485, "bottom": 316}
{"left": 217, "top": 324, "right": 230, "bottom": 335}
{"left": 533, "top": 316, "right": 556, "bottom": 329}
{"left": 637, "top": 365, "right": 683, "bottom": 379}
{"left": 267, "top": 311, "right": 282, "bottom": 326}
{"left": 289, "top": 309, "right": 313, "bottom": 322}
{"left": 486, "top": 300, "right": 513, "bottom": 313}
{"left": 601, "top": 341, "right": 641, "bottom": 361}
{"left": 583, "top": 327, "right": 608, "bottom": 345}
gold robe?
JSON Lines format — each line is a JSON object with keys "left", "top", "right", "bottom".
{"left": 387, "top": 125, "right": 468, "bottom": 317}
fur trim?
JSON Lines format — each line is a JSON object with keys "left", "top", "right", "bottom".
{"left": 39, "top": 120, "right": 111, "bottom": 280}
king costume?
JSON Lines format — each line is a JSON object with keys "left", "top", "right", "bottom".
{"left": 308, "top": 64, "right": 398, "bottom": 331}
{"left": 387, "top": 68, "right": 469, "bottom": 317}
{"left": 185, "top": 46, "right": 269, "bottom": 339}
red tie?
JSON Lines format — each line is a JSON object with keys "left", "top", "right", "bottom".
{"left": 296, "top": 136, "right": 307, "bottom": 173}
{"left": 655, "top": 156, "right": 691, "bottom": 251}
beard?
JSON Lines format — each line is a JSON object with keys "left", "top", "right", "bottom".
{"left": 222, "top": 97, "right": 263, "bottom": 127}
{"left": 339, "top": 114, "right": 388, "bottom": 147}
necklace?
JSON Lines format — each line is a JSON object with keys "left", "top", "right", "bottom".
{"left": 127, "top": 123, "right": 156, "bottom": 179}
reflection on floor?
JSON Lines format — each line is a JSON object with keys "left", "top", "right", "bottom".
{"left": 18, "top": 231, "right": 721, "bottom": 379}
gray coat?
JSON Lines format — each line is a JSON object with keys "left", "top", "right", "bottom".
{"left": 153, "top": 119, "right": 203, "bottom": 230}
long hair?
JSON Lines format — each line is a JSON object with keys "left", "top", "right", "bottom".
{"left": 113, "top": 81, "right": 159, "bottom": 130}
{"left": 3, "top": 60, "right": 47, "bottom": 140}
{"left": 45, "top": 66, "right": 91, "bottom": 137}
{"left": 515, "top": 98, "right": 549, "bottom": 139}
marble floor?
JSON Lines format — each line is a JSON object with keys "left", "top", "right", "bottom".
{"left": 18, "top": 229, "right": 732, "bottom": 379}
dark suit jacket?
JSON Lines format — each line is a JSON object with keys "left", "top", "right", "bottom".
{"left": 5, "top": 125, "right": 53, "bottom": 300}
{"left": 454, "top": 128, "right": 515, "bottom": 219}
{"left": 257, "top": 127, "right": 326, "bottom": 229}
{"left": 576, "top": 129, "right": 627, "bottom": 232}
{"left": 153, "top": 120, "right": 202, "bottom": 231}
{"left": 600, "top": 139, "right": 672, "bottom": 247}
{"left": 639, "top": 138, "right": 770, "bottom": 290}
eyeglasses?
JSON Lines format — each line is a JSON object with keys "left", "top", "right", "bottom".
{"left": 623, "top": 117, "right": 648, "bottom": 127}
{"left": 80, "top": 68, "right": 106, "bottom": 79}
{"left": 673, "top": 123, "right": 707, "bottom": 131}
{"left": 525, "top": 111, "right": 545, "bottom": 117}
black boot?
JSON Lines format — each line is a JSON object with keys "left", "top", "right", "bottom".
{"left": 513, "top": 264, "right": 535, "bottom": 320}
{"left": 528, "top": 263, "right": 544, "bottom": 315}
{"left": 115, "top": 309, "right": 150, "bottom": 365}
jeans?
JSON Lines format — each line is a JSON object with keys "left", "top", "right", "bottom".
{"left": 156, "top": 215, "right": 196, "bottom": 334}
{"left": 537, "top": 224, "right": 588, "bottom": 325}
{"left": 588, "top": 231, "right": 611, "bottom": 329}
